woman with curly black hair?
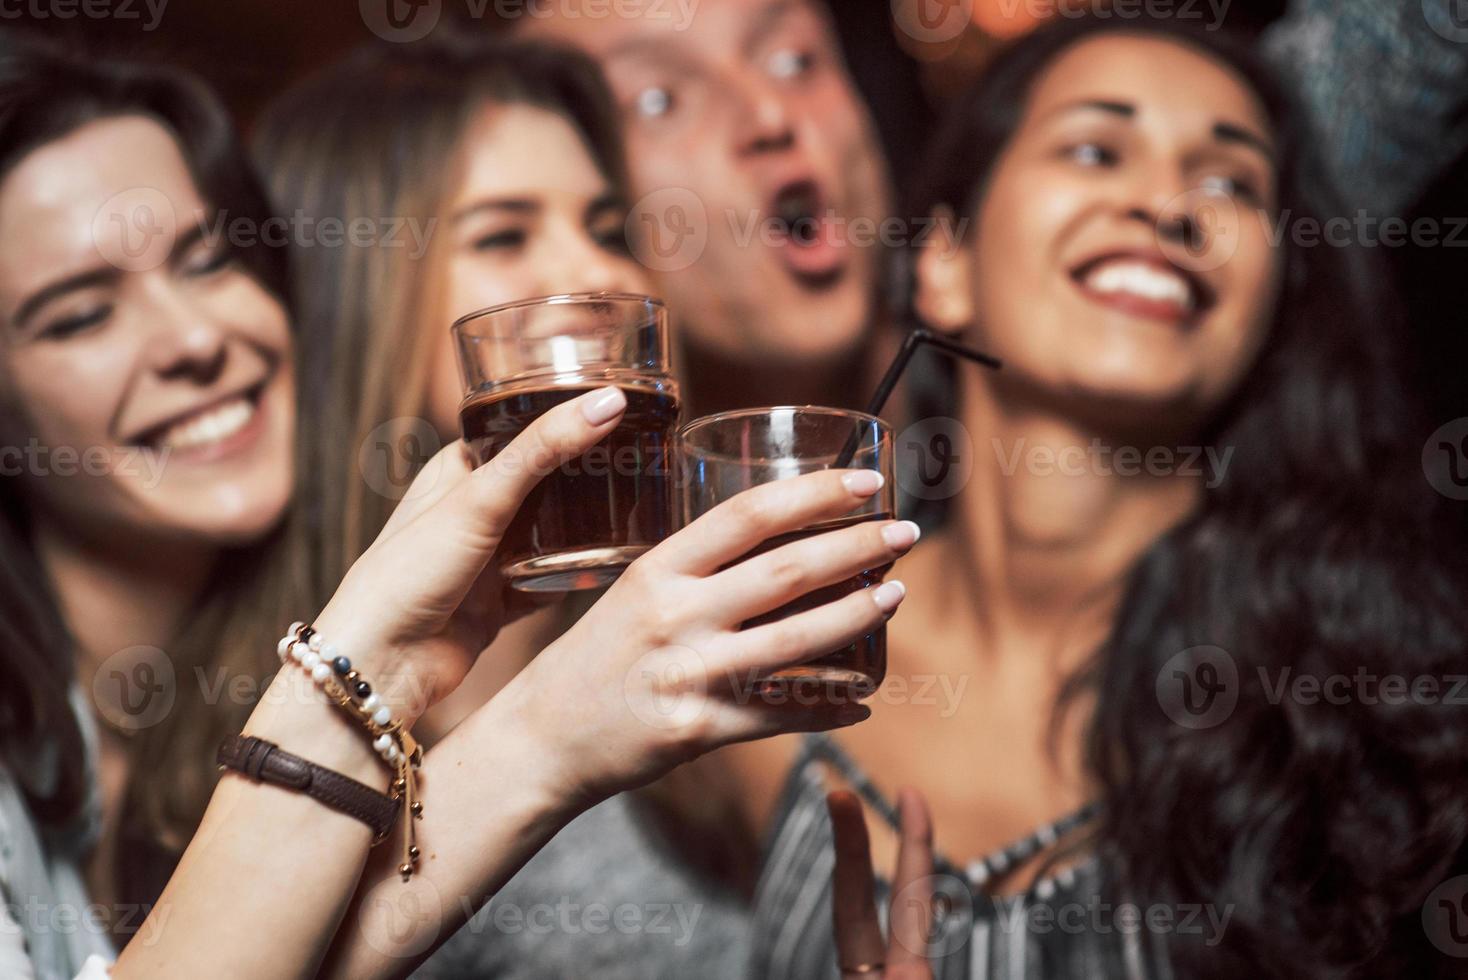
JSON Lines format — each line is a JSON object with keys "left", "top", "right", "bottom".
{"left": 731, "top": 14, "right": 1468, "bottom": 979}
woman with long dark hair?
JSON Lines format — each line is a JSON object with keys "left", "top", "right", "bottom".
{"left": 725, "top": 14, "right": 1468, "bottom": 979}
{"left": 0, "top": 28, "right": 303, "bottom": 973}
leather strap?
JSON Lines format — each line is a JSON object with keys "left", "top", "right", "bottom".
{"left": 216, "top": 734, "right": 398, "bottom": 841}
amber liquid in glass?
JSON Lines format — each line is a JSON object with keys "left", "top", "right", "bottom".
{"left": 735, "top": 512, "right": 893, "bottom": 700}
{"left": 461, "top": 379, "right": 679, "bottom": 591}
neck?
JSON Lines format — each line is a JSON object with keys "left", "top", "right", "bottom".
{"left": 909, "top": 372, "right": 1203, "bottom": 670}
{"left": 34, "top": 517, "right": 217, "bottom": 677}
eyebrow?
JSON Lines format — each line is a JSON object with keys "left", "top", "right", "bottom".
{"left": 11, "top": 266, "right": 119, "bottom": 331}
{"left": 452, "top": 199, "right": 540, "bottom": 224}
{"left": 1041, "top": 98, "right": 1135, "bottom": 123}
{"left": 10, "top": 222, "right": 211, "bottom": 332}
{"left": 1213, "top": 120, "right": 1275, "bottom": 160}
{"left": 1042, "top": 99, "right": 1275, "bottom": 160}
{"left": 742, "top": 0, "right": 804, "bottom": 57}
{"left": 602, "top": 0, "right": 806, "bottom": 63}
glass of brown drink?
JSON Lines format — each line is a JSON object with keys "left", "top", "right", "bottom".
{"left": 679, "top": 406, "right": 896, "bottom": 699}
{"left": 453, "top": 292, "right": 680, "bottom": 592}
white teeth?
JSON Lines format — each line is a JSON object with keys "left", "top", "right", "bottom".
{"left": 156, "top": 396, "right": 255, "bottom": 452}
{"left": 1081, "top": 259, "right": 1194, "bottom": 311}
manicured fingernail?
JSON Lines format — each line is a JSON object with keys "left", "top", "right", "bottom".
{"left": 881, "top": 520, "right": 921, "bottom": 550}
{"left": 841, "top": 470, "right": 884, "bottom": 496}
{"left": 872, "top": 580, "right": 906, "bottom": 613}
{"left": 581, "top": 386, "right": 626, "bottom": 425}
{"left": 837, "top": 706, "right": 871, "bottom": 726}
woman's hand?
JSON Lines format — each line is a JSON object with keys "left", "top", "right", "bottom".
{"left": 497, "top": 467, "right": 918, "bottom": 806}
{"left": 311, "top": 385, "right": 632, "bottom": 722}
{"left": 830, "top": 788, "right": 937, "bottom": 980}
{"left": 320, "top": 464, "right": 918, "bottom": 977}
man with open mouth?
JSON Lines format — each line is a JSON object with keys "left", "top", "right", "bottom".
{"left": 521, "top": 0, "right": 897, "bottom": 419}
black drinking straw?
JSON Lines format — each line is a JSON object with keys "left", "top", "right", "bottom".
{"left": 834, "top": 328, "right": 1002, "bottom": 468}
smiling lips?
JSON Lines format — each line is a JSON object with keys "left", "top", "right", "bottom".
{"left": 1071, "top": 253, "right": 1213, "bottom": 325}
{"left": 156, "top": 395, "right": 257, "bottom": 452}
{"left": 131, "top": 381, "right": 271, "bottom": 462}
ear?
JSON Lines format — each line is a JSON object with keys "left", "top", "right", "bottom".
{"left": 913, "top": 205, "right": 974, "bottom": 336}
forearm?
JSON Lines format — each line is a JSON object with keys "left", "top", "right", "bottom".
{"left": 319, "top": 671, "right": 586, "bottom": 979}
{"left": 111, "top": 664, "right": 388, "bottom": 980}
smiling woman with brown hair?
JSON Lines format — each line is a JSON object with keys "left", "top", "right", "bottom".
{"left": 0, "top": 29, "right": 304, "bottom": 971}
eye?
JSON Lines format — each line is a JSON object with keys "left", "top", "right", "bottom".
{"left": 472, "top": 229, "right": 527, "bottom": 253}
{"left": 634, "top": 86, "right": 674, "bottom": 119}
{"left": 767, "top": 48, "right": 814, "bottom": 80}
{"left": 182, "top": 242, "right": 233, "bottom": 278}
{"left": 1067, "top": 142, "right": 1118, "bottom": 167}
{"left": 39, "top": 305, "right": 110, "bottom": 341}
{"left": 593, "top": 222, "right": 631, "bottom": 255}
{"left": 1199, "top": 173, "right": 1260, "bottom": 203}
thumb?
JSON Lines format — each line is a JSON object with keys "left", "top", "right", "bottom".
{"left": 372, "top": 385, "right": 627, "bottom": 606}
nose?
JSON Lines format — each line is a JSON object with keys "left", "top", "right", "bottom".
{"left": 548, "top": 222, "right": 651, "bottom": 297}
{"left": 138, "top": 278, "right": 228, "bottom": 383}
{"left": 1121, "top": 160, "right": 1203, "bottom": 252}
{"left": 729, "top": 72, "right": 796, "bottom": 158}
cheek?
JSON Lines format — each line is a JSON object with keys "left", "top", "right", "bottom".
{"left": 1228, "top": 218, "right": 1284, "bottom": 322}
{"left": 446, "top": 255, "right": 527, "bottom": 321}
{"left": 625, "top": 128, "right": 704, "bottom": 198}
{"left": 971, "top": 171, "right": 1069, "bottom": 329}
{"left": 426, "top": 328, "right": 463, "bottom": 441}
{"left": 6, "top": 350, "right": 130, "bottom": 448}
{"left": 1215, "top": 215, "right": 1283, "bottom": 331}
{"left": 208, "top": 274, "right": 292, "bottom": 351}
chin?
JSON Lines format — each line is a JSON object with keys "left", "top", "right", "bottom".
{"left": 148, "top": 481, "right": 293, "bottom": 550}
{"left": 769, "top": 286, "right": 872, "bottom": 363}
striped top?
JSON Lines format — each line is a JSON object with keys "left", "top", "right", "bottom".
{"left": 748, "top": 735, "right": 1177, "bottom": 980}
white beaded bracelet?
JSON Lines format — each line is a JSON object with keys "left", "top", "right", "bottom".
{"left": 277, "top": 621, "right": 424, "bottom": 880}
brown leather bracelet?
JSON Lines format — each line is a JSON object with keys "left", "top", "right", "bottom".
{"left": 216, "top": 734, "right": 398, "bottom": 841}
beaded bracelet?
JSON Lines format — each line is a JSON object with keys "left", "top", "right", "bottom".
{"left": 278, "top": 621, "right": 424, "bottom": 881}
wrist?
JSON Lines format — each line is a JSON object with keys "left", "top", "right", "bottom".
{"left": 311, "top": 606, "right": 432, "bottom": 730}
{"left": 487, "top": 668, "right": 604, "bottom": 820}
{"left": 244, "top": 662, "right": 388, "bottom": 789}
